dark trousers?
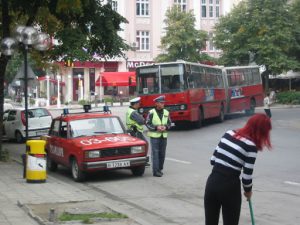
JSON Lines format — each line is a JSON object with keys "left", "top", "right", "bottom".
{"left": 264, "top": 108, "right": 272, "bottom": 118}
{"left": 204, "top": 171, "right": 241, "bottom": 225}
{"left": 150, "top": 137, "right": 167, "bottom": 174}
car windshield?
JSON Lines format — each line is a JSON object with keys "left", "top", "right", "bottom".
{"left": 23, "top": 108, "right": 51, "bottom": 118}
{"left": 69, "top": 117, "right": 124, "bottom": 138}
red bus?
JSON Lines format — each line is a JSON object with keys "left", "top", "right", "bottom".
{"left": 135, "top": 61, "right": 263, "bottom": 128}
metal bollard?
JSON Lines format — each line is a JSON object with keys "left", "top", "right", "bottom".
{"left": 49, "top": 208, "right": 56, "bottom": 222}
{"left": 21, "top": 154, "right": 26, "bottom": 179}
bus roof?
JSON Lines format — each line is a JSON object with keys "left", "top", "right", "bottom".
{"left": 136, "top": 60, "right": 224, "bottom": 69}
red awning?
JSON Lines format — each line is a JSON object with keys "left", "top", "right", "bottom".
{"left": 38, "top": 76, "right": 65, "bottom": 86}
{"left": 95, "top": 72, "right": 136, "bottom": 87}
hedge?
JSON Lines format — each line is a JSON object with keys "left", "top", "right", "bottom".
{"left": 276, "top": 91, "right": 300, "bottom": 104}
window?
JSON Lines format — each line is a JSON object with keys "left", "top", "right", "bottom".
{"left": 216, "top": 0, "right": 220, "bottom": 17}
{"left": 174, "top": 0, "right": 187, "bottom": 12}
{"left": 136, "top": 0, "right": 149, "bottom": 16}
{"left": 201, "top": 0, "right": 206, "bottom": 17}
{"left": 215, "top": 6, "right": 219, "bottom": 17}
{"left": 209, "top": 0, "right": 213, "bottom": 17}
{"left": 136, "top": 31, "right": 150, "bottom": 51}
{"left": 112, "top": 0, "right": 118, "bottom": 11}
{"left": 50, "top": 120, "right": 60, "bottom": 136}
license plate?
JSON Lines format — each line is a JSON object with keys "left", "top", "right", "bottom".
{"left": 107, "top": 161, "right": 130, "bottom": 168}
{"left": 36, "top": 130, "right": 48, "bottom": 136}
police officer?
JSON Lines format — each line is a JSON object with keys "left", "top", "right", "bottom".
{"left": 146, "top": 95, "right": 171, "bottom": 177}
{"left": 126, "top": 97, "right": 146, "bottom": 141}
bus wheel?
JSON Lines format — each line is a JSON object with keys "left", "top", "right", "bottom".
{"left": 194, "top": 109, "right": 203, "bottom": 128}
{"left": 245, "top": 99, "right": 256, "bottom": 116}
{"left": 216, "top": 105, "right": 225, "bottom": 123}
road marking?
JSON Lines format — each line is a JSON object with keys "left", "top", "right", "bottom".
{"left": 165, "top": 157, "right": 192, "bottom": 164}
{"left": 284, "top": 181, "right": 300, "bottom": 186}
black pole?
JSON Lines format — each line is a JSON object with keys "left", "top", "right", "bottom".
{"left": 24, "top": 45, "right": 29, "bottom": 140}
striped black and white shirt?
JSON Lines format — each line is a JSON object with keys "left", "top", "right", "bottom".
{"left": 210, "top": 130, "right": 257, "bottom": 192}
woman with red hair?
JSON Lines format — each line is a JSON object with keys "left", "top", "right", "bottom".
{"left": 204, "top": 113, "right": 272, "bottom": 225}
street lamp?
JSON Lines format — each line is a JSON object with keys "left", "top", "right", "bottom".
{"left": 1, "top": 25, "right": 50, "bottom": 140}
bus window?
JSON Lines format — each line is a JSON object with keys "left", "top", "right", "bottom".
{"left": 137, "top": 67, "right": 159, "bottom": 94}
{"left": 252, "top": 68, "right": 261, "bottom": 84}
{"left": 160, "top": 64, "right": 185, "bottom": 93}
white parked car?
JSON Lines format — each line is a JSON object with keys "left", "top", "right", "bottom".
{"left": 4, "top": 102, "right": 14, "bottom": 111}
{"left": 3, "top": 108, "right": 52, "bottom": 143}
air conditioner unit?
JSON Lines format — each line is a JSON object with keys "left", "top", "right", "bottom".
{"left": 130, "top": 42, "right": 139, "bottom": 51}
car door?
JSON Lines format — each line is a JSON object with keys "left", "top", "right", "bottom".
{"left": 48, "top": 120, "right": 65, "bottom": 165}
{"left": 2, "top": 110, "right": 10, "bottom": 136}
{"left": 48, "top": 120, "right": 70, "bottom": 167}
{"left": 4, "top": 110, "right": 18, "bottom": 139}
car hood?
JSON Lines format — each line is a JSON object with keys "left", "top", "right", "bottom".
{"left": 72, "top": 134, "right": 146, "bottom": 149}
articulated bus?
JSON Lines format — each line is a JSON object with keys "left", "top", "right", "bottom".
{"left": 135, "top": 61, "right": 263, "bottom": 128}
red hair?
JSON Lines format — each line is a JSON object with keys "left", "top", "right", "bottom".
{"left": 235, "top": 113, "right": 272, "bottom": 150}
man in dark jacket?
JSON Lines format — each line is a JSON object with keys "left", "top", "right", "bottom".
{"left": 146, "top": 95, "right": 172, "bottom": 177}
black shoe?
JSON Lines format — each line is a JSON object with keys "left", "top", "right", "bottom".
{"left": 153, "top": 172, "right": 163, "bottom": 177}
{"left": 159, "top": 170, "right": 163, "bottom": 175}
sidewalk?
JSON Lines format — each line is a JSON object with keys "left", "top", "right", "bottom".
{"left": 0, "top": 158, "right": 142, "bottom": 225}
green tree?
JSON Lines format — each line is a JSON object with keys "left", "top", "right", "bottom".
{"left": 0, "top": 0, "right": 129, "bottom": 160}
{"left": 155, "top": 6, "right": 209, "bottom": 63}
{"left": 213, "top": 0, "right": 300, "bottom": 90}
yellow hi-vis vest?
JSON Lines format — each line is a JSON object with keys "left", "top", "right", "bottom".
{"left": 147, "top": 109, "right": 169, "bottom": 138}
{"left": 126, "top": 108, "right": 143, "bottom": 132}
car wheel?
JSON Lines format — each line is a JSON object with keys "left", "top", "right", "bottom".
{"left": 71, "top": 158, "right": 85, "bottom": 182}
{"left": 15, "top": 131, "right": 24, "bottom": 143}
{"left": 131, "top": 165, "right": 145, "bottom": 176}
{"left": 47, "top": 156, "right": 58, "bottom": 172}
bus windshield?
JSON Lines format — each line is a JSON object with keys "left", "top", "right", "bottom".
{"left": 137, "top": 64, "right": 186, "bottom": 95}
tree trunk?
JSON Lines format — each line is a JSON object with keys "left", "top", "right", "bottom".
{"left": 0, "top": 56, "right": 9, "bottom": 160}
{"left": 1, "top": 0, "right": 10, "bottom": 160}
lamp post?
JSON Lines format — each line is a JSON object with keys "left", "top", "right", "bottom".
{"left": 57, "top": 75, "right": 61, "bottom": 108}
{"left": 1, "top": 26, "right": 50, "bottom": 141}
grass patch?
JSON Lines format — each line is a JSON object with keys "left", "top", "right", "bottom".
{"left": 59, "top": 212, "right": 128, "bottom": 223}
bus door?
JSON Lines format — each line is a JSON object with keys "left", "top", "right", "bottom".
{"left": 226, "top": 69, "right": 247, "bottom": 112}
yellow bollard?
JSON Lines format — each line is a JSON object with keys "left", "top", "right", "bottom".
{"left": 25, "top": 140, "right": 47, "bottom": 183}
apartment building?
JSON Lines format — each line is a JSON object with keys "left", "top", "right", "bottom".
{"left": 42, "top": 0, "right": 241, "bottom": 103}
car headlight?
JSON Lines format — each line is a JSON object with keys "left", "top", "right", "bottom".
{"left": 138, "top": 108, "right": 144, "bottom": 114}
{"left": 131, "top": 146, "right": 145, "bottom": 154}
{"left": 180, "top": 104, "right": 186, "bottom": 110}
{"left": 85, "top": 150, "right": 101, "bottom": 158}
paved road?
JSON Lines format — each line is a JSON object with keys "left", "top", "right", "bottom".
{"left": 4, "top": 106, "right": 300, "bottom": 225}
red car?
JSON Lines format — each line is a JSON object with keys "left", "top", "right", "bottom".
{"left": 45, "top": 109, "right": 148, "bottom": 182}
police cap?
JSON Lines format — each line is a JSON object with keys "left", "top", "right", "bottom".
{"left": 154, "top": 95, "right": 166, "bottom": 103}
{"left": 130, "top": 97, "right": 141, "bottom": 104}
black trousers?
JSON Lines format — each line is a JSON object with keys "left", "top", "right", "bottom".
{"left": 204, "top": 171, "right": 241, "bottom": 225}
{"left": 264, "top": 109, "right": 272, "bottom": 118}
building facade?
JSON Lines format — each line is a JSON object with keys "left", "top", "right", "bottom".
{"left": 42, "top": 0, "right": 241, "bottom": 104}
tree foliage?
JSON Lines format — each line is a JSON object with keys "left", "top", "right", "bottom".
{"left": 213, "top": 0, "right": 300, "bottom": 74}
{"left": 0, "top": 0, "right": 129, "bottom": 159}
{"left": 155, "top": 6, "right": 209, "bottom": 63}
